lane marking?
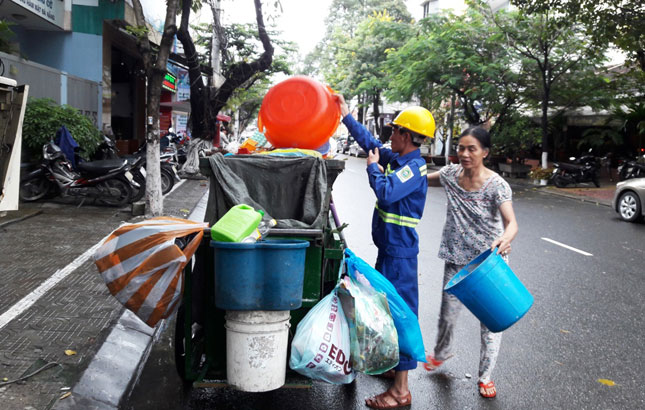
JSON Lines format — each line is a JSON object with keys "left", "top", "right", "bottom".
{"left": 541, "top": 237, "right": 593, "bottom": 256}
{"left": 0, "top": 180, "right": 193, "bottom": 331}
{"left": 0, "top": 240, "right": 103, "bottom": 331}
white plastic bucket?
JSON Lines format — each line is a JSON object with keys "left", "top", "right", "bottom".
{"left": 225, "top": 310, "right": 291, "bottom": 392}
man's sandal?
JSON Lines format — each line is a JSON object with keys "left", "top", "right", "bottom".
{"left": 478, "top": 381, "right": 497, "bottom": 398}
{"left": 365, "top": 390, "right": 412, "bottom": 409}
{"left": 375, "top": 369, "right": 396, "bottom": 379}
{"left": 422, "top": 354, "right": 444, "bottom": 371}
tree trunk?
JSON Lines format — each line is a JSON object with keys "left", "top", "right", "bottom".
{"left": 372, "top": 90, "right": 381, "bottom": 136}
{"left": 210, "top": 0, "right": 224, "bottom": 87}
{"left": 177, "top": 0, "right": 207, "bottom": 141}
{"left": 131, "top": 0, "right": 179, "bottom": 217}
{"left": 446, "top": 93, "right": 455, "bottom": 164}
{"left": 540, "top": 92, "right": 549, "bottom": 169}
{"left": 637, "top": 49, "right": 645, "bottom": 73}
{"left": 540, "top": 65, "right": 551, "bottom": 169}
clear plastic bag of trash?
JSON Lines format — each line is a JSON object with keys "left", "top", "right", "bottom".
{"left": 338, "top": 273, "right": 399, "bottom": 375}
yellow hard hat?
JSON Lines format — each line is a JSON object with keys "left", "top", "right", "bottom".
{"left": 391, "top": 106, "right": 436, "bottom": 139}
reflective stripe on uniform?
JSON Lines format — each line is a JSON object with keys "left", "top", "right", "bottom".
{"left": 419, "top": 164, "right": 427, "bottom": 176}
{"left": 385, "top": 163, "right": 394, "bottom": 176}
{"left": 375, "top": 204, "right": 420, "bottom": 228}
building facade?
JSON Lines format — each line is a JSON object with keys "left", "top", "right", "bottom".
{"left": 1, "top": 0, "right": 187, "bottom": 153}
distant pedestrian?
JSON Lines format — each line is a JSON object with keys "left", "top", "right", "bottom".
{"left": 425, "top": 126, "right": 519, "bottom": 399}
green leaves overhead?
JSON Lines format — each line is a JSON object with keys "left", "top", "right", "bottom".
{"left": 385, "top": 9, "right": 521, "bottom": 129}
{"left": 310, "top": 0, "right": 633, "bottom": 160}
{"left": 309, "top": 0, "right": 412, "bottom": 126}
{"left": 511, "top": 0, "right": 645, "bottom": 72}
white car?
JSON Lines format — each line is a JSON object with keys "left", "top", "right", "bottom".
{"left": 612, "top": 177, "right": 645, "bottom": 222}
{"left": 349, "top": 142, "right": 367, "bottom": 157}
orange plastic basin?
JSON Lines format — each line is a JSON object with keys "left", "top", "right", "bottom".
{"left": 257, "top": 76, "right": 341, "bottom": 149}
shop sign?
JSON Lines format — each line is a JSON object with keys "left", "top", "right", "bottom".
{"left": 11, "top": 0, "right": 64, "bottom": 29}
{"left": 162, "top": 72, "right": 177, "bottom": 93}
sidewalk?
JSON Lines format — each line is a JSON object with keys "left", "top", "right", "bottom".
{"left": 0, "top": 179, "right": 209, "bottom": 410}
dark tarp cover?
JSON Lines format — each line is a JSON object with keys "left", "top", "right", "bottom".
{"left": 201, "top": 154, "right": 328, "bottom": 229}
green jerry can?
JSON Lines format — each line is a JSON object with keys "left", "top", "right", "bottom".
{"left": 210, "top": 204, "right": 263, "bottom": 242}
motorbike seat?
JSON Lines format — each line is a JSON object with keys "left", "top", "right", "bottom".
{"left": 557, "top": 162, "right": 586, "bottom": 171}
{"left": 78, "top": 159, "right": 127, "bottom": 174}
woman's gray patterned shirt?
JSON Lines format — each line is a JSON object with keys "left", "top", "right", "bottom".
{"left": 437, "top": 164, "right": 512, "bottom": 265}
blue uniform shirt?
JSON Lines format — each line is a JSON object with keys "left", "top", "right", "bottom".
{"left": 342, "top": 114, "right": 428, "bottom": 257}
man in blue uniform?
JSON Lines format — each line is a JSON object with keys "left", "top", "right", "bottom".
{"left": 335, "top": 95, "right": 435, "bottom": 409}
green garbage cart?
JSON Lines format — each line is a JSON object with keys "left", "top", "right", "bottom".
{"left": 174, "top": 154, "right": 346, "bottom": 388}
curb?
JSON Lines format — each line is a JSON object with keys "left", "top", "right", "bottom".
{"left": 510, "top": 182, "right": 614, "bottom": 208}
{"left": 0, "top": 210, "right": 42, "bottom": 228}
{"left": 52, "top": 190, "right": 209, "bottom": 410}
{"left": 534, "top": 187, "right": 613, "bottom": 208}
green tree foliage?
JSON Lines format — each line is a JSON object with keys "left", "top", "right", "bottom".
{"left": 511, "top": 0, "right": 645, "bottom": 72}
{"left": 323, "top": 0, "right": 411, "bottom": 37}
{"left": 385, "top": 8, "right": 522, "bottom": 134}
{"left": 22, "top": 98, "right": 101, "bottom": 158}
{"left": 333, "top": 10, "right": 413, "bottom": 133}
{"left": 311, "top": 0, "right": 411, "bottom": 124}
{"left": 482, "top": 4, "right": 611, "bottom": 165}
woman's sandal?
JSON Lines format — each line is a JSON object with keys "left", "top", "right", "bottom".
{"left": 422, "top": 354, "right": 444, "bottom": 371}
{"left": 365, "top": 390, "right": 412, "bottom": 409}
{"left": 478, "top": 381, "right": 497, "bottom": 398}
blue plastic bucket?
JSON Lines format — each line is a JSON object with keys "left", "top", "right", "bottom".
{"left": 210, "top": 239, "right": 309, "bottom": 310}
{"left": 444, "top": 249, "right": 533, "bottom": 332}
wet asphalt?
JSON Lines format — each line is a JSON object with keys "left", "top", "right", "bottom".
{"left": 126, "top": 155, "right": 645, "bottom": 410}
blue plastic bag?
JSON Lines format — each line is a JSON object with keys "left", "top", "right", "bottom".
{"left": 344, "top": 248, "right": 426, "bottom": 363}
{"left": 289, "top": 288, "right": 356, "bottom": 384}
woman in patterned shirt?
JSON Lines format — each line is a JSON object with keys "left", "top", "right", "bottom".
{"left": 425, "top": 126, "right": 518, "bottom": 399}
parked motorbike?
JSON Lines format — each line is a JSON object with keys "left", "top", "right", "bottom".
{"left": 617, "top": 155, "right": 645, "bottom": 181}
{"left": 91, "top": 137, "right": 180, "bottom": 202}
{"left": 92, "top": 134, "right": 120, "bottom": 161}
{"left": 20, "top": 141, "right": 134, "bottom": 206}
{"left": 127, "top": 143, "right": 180, "bottom": 202}
{"left": 551, "top": 149, "right": 601, "bottom": 188}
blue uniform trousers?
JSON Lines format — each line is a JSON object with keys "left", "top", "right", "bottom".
{"left": 375, "top": 253, "right": 419, "bottom": 371}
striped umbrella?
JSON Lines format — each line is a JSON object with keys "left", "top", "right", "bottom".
{"left": 94, "top": 217, "right": 207, "bottom": 327}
